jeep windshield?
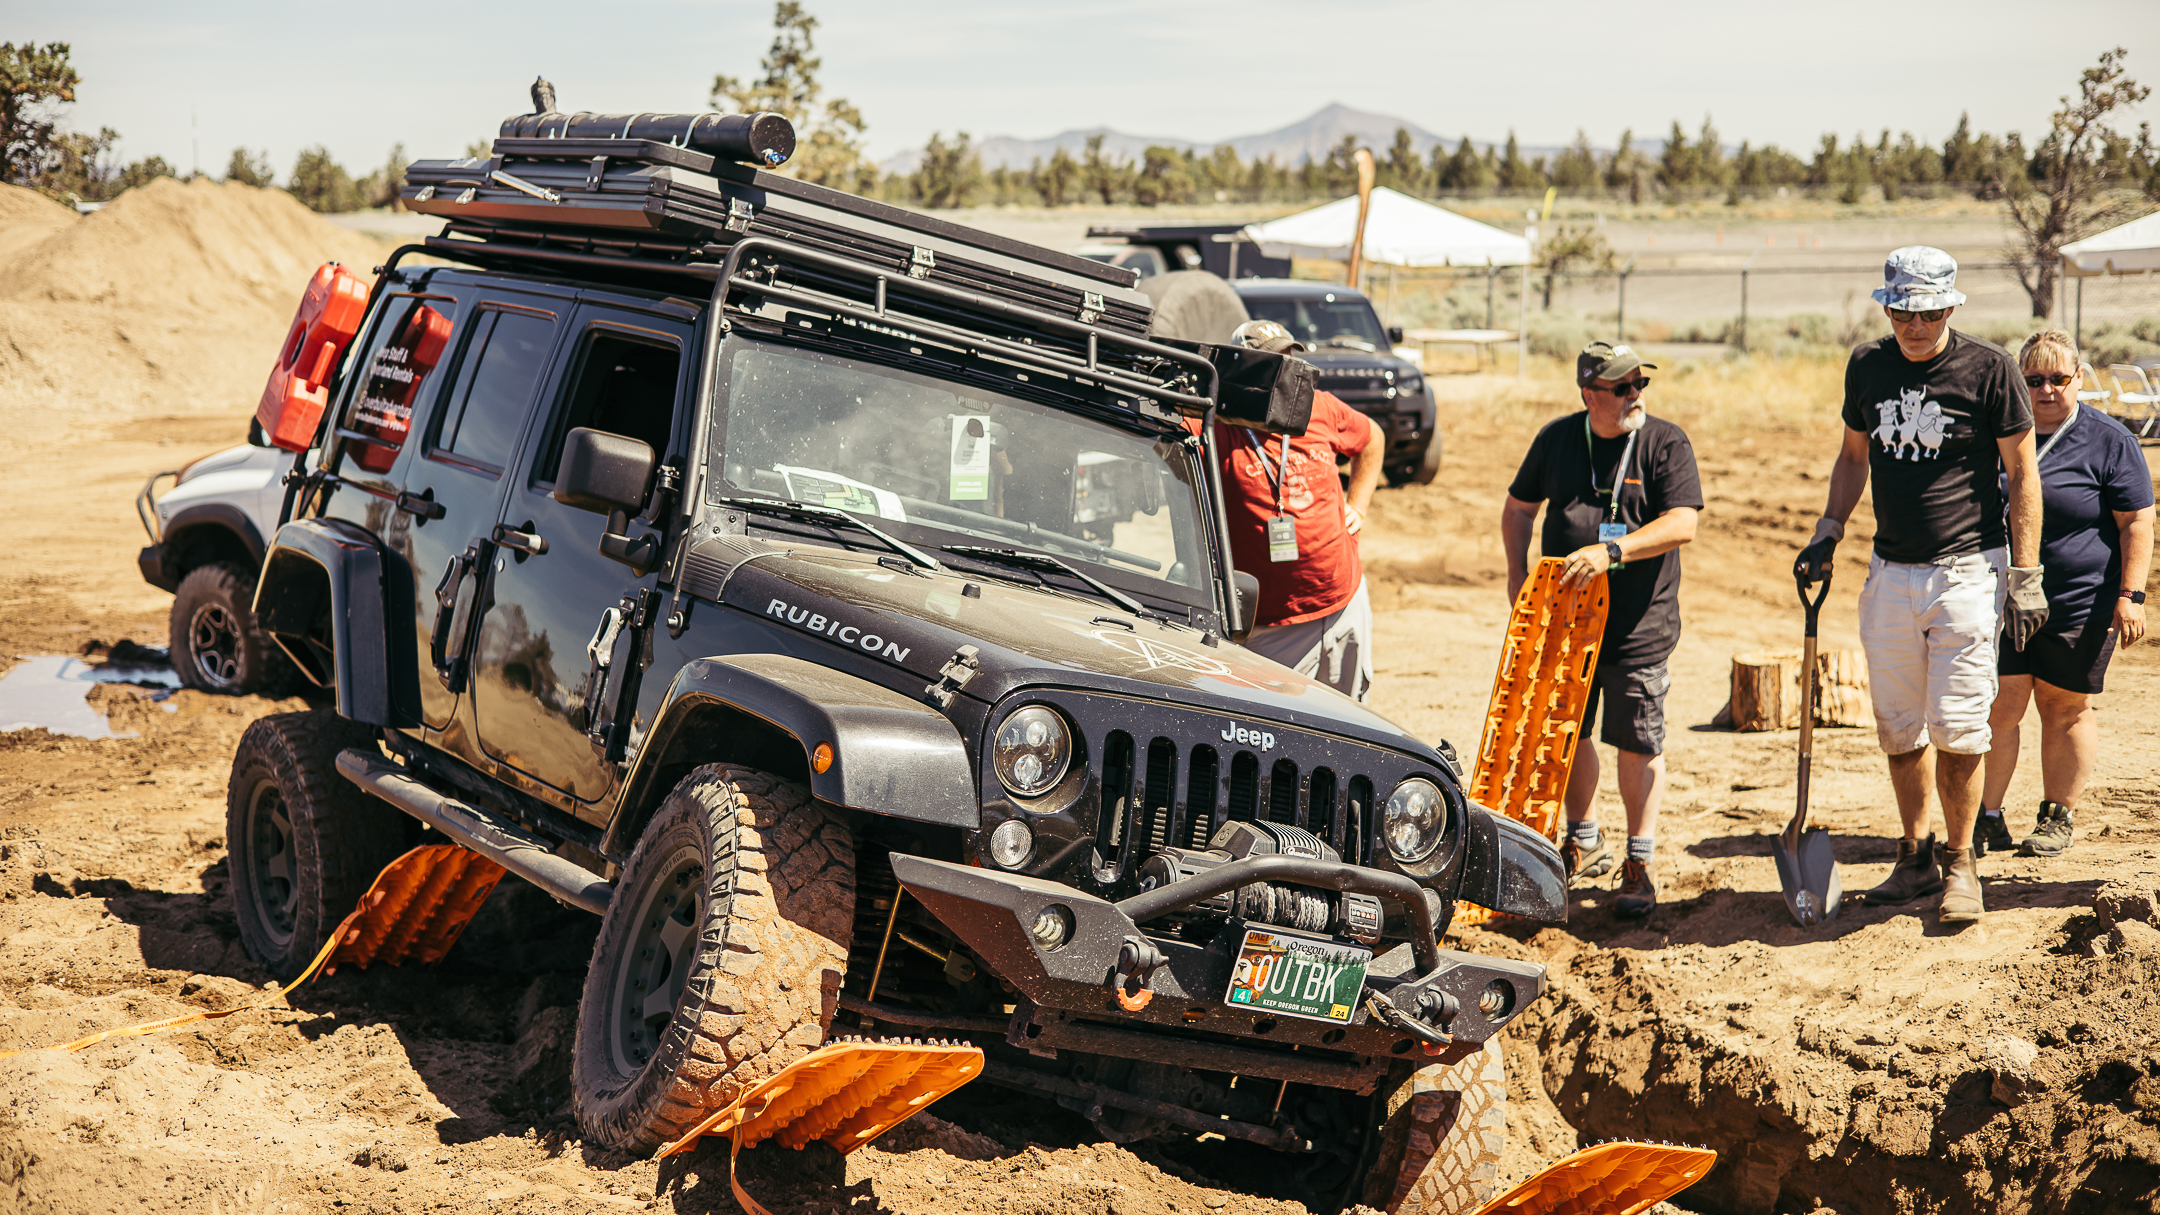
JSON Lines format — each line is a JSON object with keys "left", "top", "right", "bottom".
{"left": 1240, "top": 292, "right": 1387, "bottom": 352}
{"left": 706, "top": 337, "right": 1212, "bottom": 604}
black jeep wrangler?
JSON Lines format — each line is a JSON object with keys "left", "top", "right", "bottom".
{"left": 232, "top": 99, "right": 1564, "bottom": 1213}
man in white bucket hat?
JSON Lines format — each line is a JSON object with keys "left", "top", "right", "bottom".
{"left": 1794, "top": 246, "right": 2043, "bottom": 926}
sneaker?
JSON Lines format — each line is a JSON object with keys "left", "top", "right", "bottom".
{"left": 1938, "top": 845, "right": 1984, "bottom": 923}
{"left": 1861, "top": 834, "right": 1944, "bottom": 905}
{"left": 1972, "top": 810, "right": 2015, "bottom": 858}
{"left": 2020, "top": 801, "right": 2074, "bottom": 857}
{"left": 1613, "top": 859, "right": 1656, "bottom": 919}
{"left": 1561, "top": 832, "right": 1617, "bottom": 885}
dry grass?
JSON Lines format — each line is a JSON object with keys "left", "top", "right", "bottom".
{"left": 1427, "top": 350, "right": 1849, "bottom": 446}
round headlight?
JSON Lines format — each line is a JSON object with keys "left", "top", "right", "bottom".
{"left": 993, "top": 706, "right": 1071, "bottom": 798}
{"left": 1382, "top": 777, "right": 1446, "bottom": 862}
{"left": 988, "top": 819, "right": 1034, "bottom": 868}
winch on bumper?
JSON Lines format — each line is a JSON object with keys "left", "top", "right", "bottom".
{"left": 890, "top": 852, "right": 1546, "bottom": 1072}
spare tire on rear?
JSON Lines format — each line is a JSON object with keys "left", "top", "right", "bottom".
{"left": 1140, "top": 270, "right": 1250, "bottom": 344}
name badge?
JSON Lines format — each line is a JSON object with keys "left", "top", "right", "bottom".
{"left": 1597, "top": 522, "right": 1628, "bottom": 544}
{"left": 1267, "top": 515, "right": 1299, "bottom": 562}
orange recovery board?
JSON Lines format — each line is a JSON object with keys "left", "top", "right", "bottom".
{"left": 323, "top": 844, "right": 506, "bottom": 975}
{"left": 1469, "top": 556, "right": 1609, "bottom": 842}
{"left": 1474, "top": 1140, "right": 1717, "bottom": 1215}
{"left": 658, "top": 1038, "right": 983, "bottom": 1215}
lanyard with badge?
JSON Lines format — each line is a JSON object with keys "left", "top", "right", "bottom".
{"left": 1587, "top": 414, "right": 1639, "bottom": 569}
{"left": 1244, "top": 431, "right": 1298, "bottom": 561}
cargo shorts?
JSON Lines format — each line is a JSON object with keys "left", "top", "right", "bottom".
{"left": 1857, "top": 548, "right": 2007, "bottom": 755}
{"left": 1582, "top": 659, "right": 1671, "bottom": 756}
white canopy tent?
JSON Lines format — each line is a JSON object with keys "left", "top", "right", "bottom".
{"left": 2057, "top": 209, "right": 2159, "bottom": 344}
{"left": 1240, "top": 187, "right": 1531, "bottom": 268}
{"left": 1240, "top": 187, "right": 1535, "bottom": 375}
{"left": 2060, "top": 210, "right": 2160, "bottom": 276}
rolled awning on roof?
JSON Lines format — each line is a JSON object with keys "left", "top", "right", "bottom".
{"left": 1240, "top": 187, "right": 1531, "bottom": 268}
{"left": 2060, "top": 209, "right": 2160, "bottom": 276}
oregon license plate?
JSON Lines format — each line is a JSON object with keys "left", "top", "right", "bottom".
{"left": 1224, "top": 928, "right": 1371, "bottom": 1024}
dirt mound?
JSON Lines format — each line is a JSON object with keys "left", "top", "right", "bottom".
{"left": 0, "top": 186, "right": 76, "bottom": 271}
{"left": 0, "top": 179, "right": 393, "bottom": 453}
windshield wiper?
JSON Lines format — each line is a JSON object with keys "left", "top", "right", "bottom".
{"left": 942, "top": 546, "right": 1155, "bottom": 618}
{"left": 718, "top": 496, "right": 942, "bottom": 571}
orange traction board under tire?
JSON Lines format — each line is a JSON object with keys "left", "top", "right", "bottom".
{"left": 658, "top": 1038, "right": 984, "bottom": 1215}
{"left": 1457, "top": 558, "right": 1607, "bottom": 927}
{"left": 323, "top": 844, "right": 506, "bottom": 973}
{"left": 1473, "top": 1140, "right": 1717, "bottom": 1215}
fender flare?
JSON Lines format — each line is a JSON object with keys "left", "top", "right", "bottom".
{"left": 612, "top": 654, "right": 978, "bottom": 852}
{"left": 252, "top": 518, "right": 421, "bottom": 728}
{"left": 1455, "top": 804, "right": 1568, "bottom": 923}
{"left": 163, "top": 503, "right": 268, "bottom": 568}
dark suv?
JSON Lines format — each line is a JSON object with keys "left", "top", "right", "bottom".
{"left": 1230, "top": 280, "right": 1439, "bottom": 487}
{"left": 232, "top": 100, "right": 1561, "bottom": 1213}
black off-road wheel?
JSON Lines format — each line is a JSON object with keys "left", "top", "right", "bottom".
{"left": 572, "top": 764, "right": 855, "bottom": 1154}
{"left": 1360, "top": 1040, "right": 1508, "bottom": 1214}
{"left": 171, "top": 561, "right": 295, "bottom": 695}
{"left": 226, "top": 712, "right": 410, "bottom": 978}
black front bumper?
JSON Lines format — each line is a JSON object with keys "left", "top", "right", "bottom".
{"left": 138, "top": 543, "right": 177, "bottom": 594}
{"left": 891, "top": 854, "right": 1544, "bottom": 1082}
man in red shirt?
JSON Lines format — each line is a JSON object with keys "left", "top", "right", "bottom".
{"left": 1212, "top": 320, "right": 1386, "bottom": 701}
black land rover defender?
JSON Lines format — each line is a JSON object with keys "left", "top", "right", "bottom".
{"left": 233, "top": 98, "right": 1564, "bottom": 1213}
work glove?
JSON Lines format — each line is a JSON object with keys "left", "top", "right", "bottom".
{"left": 1794, "top": 525, "right": 1839, "bottom": 584}
{"left": 2005, "top": 566, "right": 2049, "bottom": 651}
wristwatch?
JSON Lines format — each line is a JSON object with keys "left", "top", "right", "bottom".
{"left": 2124, "top": 590, "right": 2148, "bottom": 605}
{"left": 1604, "top": 540, "right": 1624, "bottom": 568}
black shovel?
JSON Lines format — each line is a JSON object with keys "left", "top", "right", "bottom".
{"left": 1773, "top": 572, "right": 1841, "bottom": 926}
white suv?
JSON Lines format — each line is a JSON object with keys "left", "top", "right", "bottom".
{"left": 136, "top": 432, "right": 295, "bottom": 693}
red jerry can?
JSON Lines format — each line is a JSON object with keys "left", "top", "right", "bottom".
{"left": 256, "top": 263, "right": 371, "bottom": 452}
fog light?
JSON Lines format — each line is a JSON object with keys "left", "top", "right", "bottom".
{"left": 988, "top": 819, "right": 1033, "bottom": 868}
{"left": 1029, "top": 905, "right": 1071, "bottom": 948}
{"left": 1478, "top": 979, "right": 1514, "bottom": 1018}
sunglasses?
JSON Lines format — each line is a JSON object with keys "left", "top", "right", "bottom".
{"left": 1596, "top": 377, "right": 1650, "bottom": 397}
{"left": 2024, "top": 372, "right": 2076, "bottom": 388}
{"left": 1888, "top": 307, "right": 1950, "bottom": 324}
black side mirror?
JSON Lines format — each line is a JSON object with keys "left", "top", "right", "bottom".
{"left": 553, "top": 427, "right": 661, "bottom": 573}
{"left": 1229, "top": 570, "right": 1260, "bottom": 643}
{"left": 1387, "top": 325, "right": 1405, "bottom": 345}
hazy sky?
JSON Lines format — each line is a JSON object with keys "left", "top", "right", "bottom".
{"left": 17, "top": 0, "right": 2158, "bottom": 178}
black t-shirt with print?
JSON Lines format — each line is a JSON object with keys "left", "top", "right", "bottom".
{"left": 1840, "top": 330, "right": 2033, "bottom": 564}
{"left": 1508, "top": 412, "right": 1705, "bottom": 667}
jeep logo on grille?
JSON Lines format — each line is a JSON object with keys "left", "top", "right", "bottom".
{"left": 1221, "top": 724, "right": 1276, "bottom": 751}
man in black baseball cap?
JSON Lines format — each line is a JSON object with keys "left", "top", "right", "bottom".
{"left": 1501, "top": 340, "right": 1704, "bottom": 919}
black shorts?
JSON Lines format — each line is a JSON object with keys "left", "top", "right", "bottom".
{"left": 1582, "top": 659, "right": 1670, "bottom": 755}
{"left": 1999, "top": 617, "right": 2118, "bottom": 694}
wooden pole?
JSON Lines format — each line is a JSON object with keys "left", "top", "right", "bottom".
{"left": 1346, "top": 148, "right": 1376, "bottom": 291}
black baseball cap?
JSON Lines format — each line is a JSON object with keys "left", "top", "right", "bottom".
{"left": 1576, "top": 341, "right": 1656, "bottom": 385}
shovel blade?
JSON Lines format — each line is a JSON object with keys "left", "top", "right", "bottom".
{"left": 1772, "top": 826, "right": 1841, "bottom": 926}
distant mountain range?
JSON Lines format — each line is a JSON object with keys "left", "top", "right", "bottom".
{"left": 878, "top": 103, "right": 1625, "bottom": 175}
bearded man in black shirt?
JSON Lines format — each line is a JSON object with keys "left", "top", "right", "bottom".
{"left": 1795, "top": 247, "right": 2044, "bottom": 926}
{"left": 1504, "top": 341, "right": 1703, "bottom": 919}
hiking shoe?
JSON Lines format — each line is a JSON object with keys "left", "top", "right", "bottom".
{"left": 2021, "top": 801, "right": 2073, "bottom": 857}
{"left": 1972, "top": 810, "right": 2015, "bottom": 858}
{"left": 1562, "top": 832, "right": 1617, "bottom": 885}
{"left": 1938, "top": 845, "right": 1984, "bottom": 923}
{"left": 1862, "top": 834, "right": 1944, "bottom": 905}
{"left": 1613, "top": 859, "right": 1656, "bottom": 919}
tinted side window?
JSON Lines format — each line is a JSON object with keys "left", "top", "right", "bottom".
{"left": 340, "top": 294, "right": 457, "bottom": 476}
{"left": 432, "top": 307, "right": 559, "bottom": 475}
{"left": 536, "top": 329, "right": 681, "bottom": 484}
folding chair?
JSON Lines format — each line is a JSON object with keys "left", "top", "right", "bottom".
{"left": 2106, "top": 364, "right": 2160, "bottom": 440}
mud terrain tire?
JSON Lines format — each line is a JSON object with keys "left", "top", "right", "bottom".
{"left": 572, "top": 764, "right": 855, "bottom": 1154}
{"left": 1361, "top": 1040, "right": 1507, "bottom": 1214}
{"left": 170, "top": 561, "right": 295, "bottom": 695}
{"left": 226, "top": 712, "right": 410, "bottom": 978}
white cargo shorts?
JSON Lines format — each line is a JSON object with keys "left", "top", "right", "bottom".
{"left": 1856, "top": 548, "right": 2007, "bottom": 755}
{"left": 1245, "top": 577, "right": 1374, "bottom": 703}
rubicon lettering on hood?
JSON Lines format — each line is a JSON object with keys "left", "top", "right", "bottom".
{"left": 767, "top": 598, "right": 912, "bottom": 662}
{"left": 1222, "top": 724, "right": 1276, "bottom": 751}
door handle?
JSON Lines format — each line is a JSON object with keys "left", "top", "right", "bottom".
{"left": 396, "top": 489, "right": 446, "bottom": 520}
{"left": 492, "top": 523, "right": 548, "bottom": 556}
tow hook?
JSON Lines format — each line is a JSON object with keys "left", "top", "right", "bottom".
{"left": 1111, "top": 936, "right": 1165, "bottom": 1011}
{"left": 1364, "top": 990, "right": 1456, "bottom": 1055}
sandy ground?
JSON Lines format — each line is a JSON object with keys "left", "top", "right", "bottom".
{"left": 2, "top": 181, "right": 2159, "bottom": 1215}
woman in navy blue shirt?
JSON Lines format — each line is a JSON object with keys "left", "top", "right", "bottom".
{"left": 1977, "top": 331, "right": 2154, "bottom": 859}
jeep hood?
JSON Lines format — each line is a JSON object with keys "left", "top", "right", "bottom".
{"left": 707, "top": 544, "right": 1424, "bottom": 752}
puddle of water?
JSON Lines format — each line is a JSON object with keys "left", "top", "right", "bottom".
{"left": 0, "top": 655, "right": 182, "bottom": 739}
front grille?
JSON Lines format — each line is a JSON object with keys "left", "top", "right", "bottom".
{"left": 1105, "top": 734, "right": 1381, "bottom": 865}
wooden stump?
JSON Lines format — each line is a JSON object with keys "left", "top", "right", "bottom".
{"left": 1722, "top": 649, "right": 1872, "bottom": 731}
